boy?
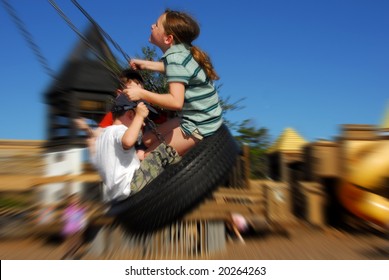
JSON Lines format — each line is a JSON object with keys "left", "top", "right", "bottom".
{"left": 75, "top": 69, "right": 149, "bottom": 159}
{"left": 91, "top": 95, "right": 149, "bottom": 202}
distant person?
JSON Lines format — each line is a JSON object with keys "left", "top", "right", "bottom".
{"left": 61, "top": 193, "right": 88, "bottom": 260}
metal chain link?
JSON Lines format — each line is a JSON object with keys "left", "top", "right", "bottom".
{"left": 146, "top": 117, "right": 180, "bottom": 160}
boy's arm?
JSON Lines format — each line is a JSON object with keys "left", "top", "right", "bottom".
{"left": 121, "top": 103, "right": 149, "bottom": 150}
{"left": 86, "top": 135, "right": 97, "bottom": 161}
{"left": 74, "top": 118, "right": 98, "bottom": 138}
{"left": 74, "top": 118, "right": 103, "bottom": 157}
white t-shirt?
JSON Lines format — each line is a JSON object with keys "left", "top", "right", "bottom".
{"left": 92, "top": 124, "right": 140, "bottom": 202}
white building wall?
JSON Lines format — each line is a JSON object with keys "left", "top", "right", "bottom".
{"left": 41, "top": 148, "right": 84, "bottom": 203}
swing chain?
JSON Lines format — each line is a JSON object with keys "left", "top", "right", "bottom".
{"left": 146, "top": 117, "right": 180, "bottom": 161}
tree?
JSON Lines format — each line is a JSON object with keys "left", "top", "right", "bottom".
{"left": 136, "top": 46, "right": 168, "bottom": 93}
{"left": 219, "top": 94, "right": 246, "bottom": 131}
{"left": 235, "top": 119, "right": 271, "bottom": 179}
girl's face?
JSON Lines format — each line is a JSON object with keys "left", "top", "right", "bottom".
{"left": 149, "top": 13, "right": 170, "bottom": 52}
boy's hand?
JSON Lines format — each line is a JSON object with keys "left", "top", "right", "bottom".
{"left": 74, "top": 118, "right": 89, "bottom": 131}
{"left": 136, "top": 102, "right": 149, "bottom": 119}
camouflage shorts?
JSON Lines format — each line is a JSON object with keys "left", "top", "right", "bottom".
{"left": 130, "top": 143, "right": 181, "bottom": 193}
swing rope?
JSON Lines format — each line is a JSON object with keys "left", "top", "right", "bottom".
{"left": 47, "top": 0, "right": 124, "bottom": 88}
{"left": 1, "top": 0, "right": 55, "bottom": 78}
{"left": 4, "top": 0, "right": 170, "bottom": 150}
{"left": 67, "top": 0, "right": 173, "bottom": 147}
{"left": 70, "top": 0, "right": 161, "bottom": 94}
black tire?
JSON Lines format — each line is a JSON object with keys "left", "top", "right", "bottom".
{"left": 108, "top": 124, "right": 240, "bottom": 233}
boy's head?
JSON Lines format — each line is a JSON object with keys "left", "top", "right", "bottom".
{"left": 112, "top": 69, "right": 145, "bottom": 120}
{"left": 111, "top": 94, "right": 137, "bottom": 119}
{"left": 119, "top": 69, "right": 144, "bottom": 88}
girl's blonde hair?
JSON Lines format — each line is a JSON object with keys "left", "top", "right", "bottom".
{"left": 163, "top": 9, "right": 219, "bottom": 81}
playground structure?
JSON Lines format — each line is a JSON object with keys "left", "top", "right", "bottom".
{"left": 0, "top": 130, "right": 299, "bottom": 259}
{"left": 338, "top": 125, "right": 389, "bottom": 231}
{"left": 2, "top": 122, "right": 388, "bottom": 259}
{"left": 1, "top": 21, "right": 388, "bottom": 259}
{"left": 267, "top": 123, "right": 389, "bottom": 233}
{"left": 0, "top": 24, "right": 278, "bottom": 258}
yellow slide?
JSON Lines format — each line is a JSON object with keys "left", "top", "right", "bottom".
{"left": 338, "top": 140, "right": 389, "bottom": 230}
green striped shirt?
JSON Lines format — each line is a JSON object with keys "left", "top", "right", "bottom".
{"left": 161, "top": 44, "right": 223, "bottom": 137}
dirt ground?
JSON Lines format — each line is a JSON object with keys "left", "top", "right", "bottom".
{"left": 1, "top": 221, "right": 388, "bottom": 260}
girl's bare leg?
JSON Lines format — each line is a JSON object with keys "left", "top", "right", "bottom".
{"left": 143, "top": 118, "right": 199, "bottom": 156}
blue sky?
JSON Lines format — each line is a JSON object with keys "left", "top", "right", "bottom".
{"left": 1, "top": 0, "right": 388, "bottom": 142}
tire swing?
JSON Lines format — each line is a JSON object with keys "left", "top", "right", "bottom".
{"left": 107, "top": 124, "right": 240, "bottom": 233}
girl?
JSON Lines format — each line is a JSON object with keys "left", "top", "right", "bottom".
{"left": 61, "top": 194, "right": 88, "bottom": 259}
{"left": 125, "top": 9, "right": 223, "bottom": 156}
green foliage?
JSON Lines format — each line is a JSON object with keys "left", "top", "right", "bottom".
{"left": 235, "top": 120, "right": 270, "bottom": 147}
{"left": 235, "top": 119, "right": 271, "bottom": 179}
{"left": 219, "top": 93, "right": 246, "bottom": 131}
{"left": 137, "top": 46, "right": 168, "bottom": 93}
